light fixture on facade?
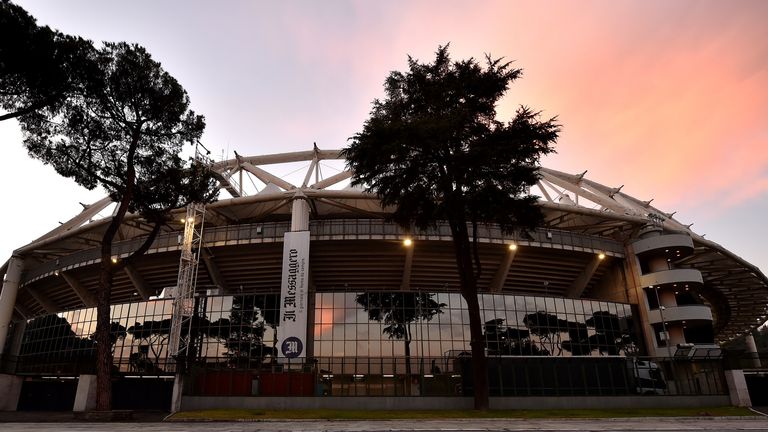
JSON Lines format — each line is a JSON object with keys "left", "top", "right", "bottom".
{"left": 403, "top": 238, "right": 413, "bottom": 247}
{"left": 111, "top": 257, "right": 118, "bottom": 264}
{"left": 598, "top": 253, "right": 605, "bottom": 260}
{"left": 508, "top": 243, "right": 517, "bottom": 251}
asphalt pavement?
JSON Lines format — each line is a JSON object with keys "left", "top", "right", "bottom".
{"left": 1, "top": 417, "right": 768, "bottom": 432}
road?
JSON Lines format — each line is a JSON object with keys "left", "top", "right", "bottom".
{"left": 1, "top": 418, "right": 768, "bottom": 432}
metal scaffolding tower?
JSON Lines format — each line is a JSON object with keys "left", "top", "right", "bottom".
{"left": 168, "top": 143, "right": 213, "bottom": 371}
{"left": 167, "top": 203, "right": 206, "bottom": 369}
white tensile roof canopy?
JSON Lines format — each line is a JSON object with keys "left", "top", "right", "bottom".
{"left": 2, "top": 148, "right": 767, "bottom": 343}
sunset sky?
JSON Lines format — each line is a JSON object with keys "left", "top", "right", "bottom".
{"left": 1, "top": 0, "right": 767, "bottom": 275}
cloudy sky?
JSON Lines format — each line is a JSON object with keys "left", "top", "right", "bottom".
{"left": 2, "top": 0, "right": 767, "bottom": 275}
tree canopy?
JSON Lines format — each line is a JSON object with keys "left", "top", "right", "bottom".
{"left": 356, "top": 291, "right": 445, "bottom": 389}
{"left": 356, "top": 291, "right": 445, "bottom": 342}
{"left": 483, "top": 318, "right": 548, "bottom": 356}
{"left": 0, "top": 0, "right": 99, "bottom": 121}
{"left": 20, "top": 41, "right": 216, "bottom": 219}
{"left": 21, "top": 314, "right": 95, "bottom": 356}
{"left": 344, "top": 45, "right": 559, "bottom": 409}
{"left": 220, "top": 295, "right": 278, "bottom": 368}
{"left": 343, "top": 45, "right": 558, "bottom": 233}
{"left": 11, "top": 22, "right": 217, "bottom": 408}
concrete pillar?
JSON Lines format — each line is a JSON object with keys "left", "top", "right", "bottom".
{"left": 655, "top": 286, "right": 684, "bottom": 348}
{"left": 9, "top": 319, "right": 26, "bottom": 357}
{"left": 289, "top": 195, "right": 312, "bottom": 363}
{"left": 745, "top": 334, "right": 762, "bottom": 368}
{"left": 0, "top": 373, "right": 23, "bottom": 411}
{"left": 724, "top": 370, "right": 752, "bottom": 407}
{"left": 290, "top": 197, "right": 310, "bottom": 232}
{"left": 646, "top": 255, "right": 682, "bottom": 351}
{"left": 659, "top": 289, "right": 678, "bottom": 308}
{"left": 624, "top": 245, "right": 657, "bottom": 357}
{"left": 648, "top": 256, "right": 669, "bottom": 273}
{"left": 0, "top": 256, "right": 24, "bottom": 355}
{"left": 171, "top": 374, "right": 184, "bottom": 413}
{"left": 667, "top": 325, "right": 685, "bottom": 347}
{"left": 72, "top": 374, "right": 97, "bottom": 412}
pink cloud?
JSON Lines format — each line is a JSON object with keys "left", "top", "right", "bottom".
{"left": 198, "top": 1, "right": 768, "bottom": 215}
{"left": 475, "top": 1, "right": 768, "bottom": 214}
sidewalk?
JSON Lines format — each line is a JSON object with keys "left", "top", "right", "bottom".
{"left": 0, "top": 417, "right": 767, "bottom": 431}
{"left": 0, "top": 411, "right": 169, "bottom": 423}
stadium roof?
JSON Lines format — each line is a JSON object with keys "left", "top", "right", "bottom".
{"left": 2, "top": 148, "right": 767, "bottom": 343}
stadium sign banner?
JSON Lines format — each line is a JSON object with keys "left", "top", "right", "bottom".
{"left": 278, "top": 230, "right": 310, "bottom": 359}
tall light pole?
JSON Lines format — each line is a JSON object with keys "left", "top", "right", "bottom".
{"left": 652, "top": 285, "right": 674, "bottom": 358}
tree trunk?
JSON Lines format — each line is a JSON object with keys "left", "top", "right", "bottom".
{"left": 94, "top": 213, "right": 128, "bottom": 410}
{"left": 93, "top": 133, "right": 139, "bottom": 410}
{"left": 404, "top": 326, "right": 412, "bottom": 394}
{"left": 272, "top": 328, "right": 278, "bottom": 357}
{"left": 95, "top": 251, "right": 115, "bottom": 411}
{"left": 449, "top": 220, "right": 489, "bottom": 410}
{"left": 403, "top": 325, "right": 411, "bottom": 379}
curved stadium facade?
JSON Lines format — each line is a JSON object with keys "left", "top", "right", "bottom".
{"left": 0, "top": 148, "right": 767, "bottom": 411}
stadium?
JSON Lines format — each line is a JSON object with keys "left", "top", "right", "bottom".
{"left": 0, "top": 148, "right": 767, "bottom": 411}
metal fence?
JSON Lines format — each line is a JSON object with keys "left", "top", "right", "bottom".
{"left": 0, "top": 351, "right": 727, "bottom": 397}
{"left": 723, "top": 351, "right": 768, "bottom": 370}
{"left": 185, "top": 355, "right": 727, "bottom": 398}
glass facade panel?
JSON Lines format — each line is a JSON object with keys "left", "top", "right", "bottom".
{"left": 311, "top": 292, "right": 637, "bottom": 359}
{"left": 17, "top": 291, "right": 637, "bottom": 376}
